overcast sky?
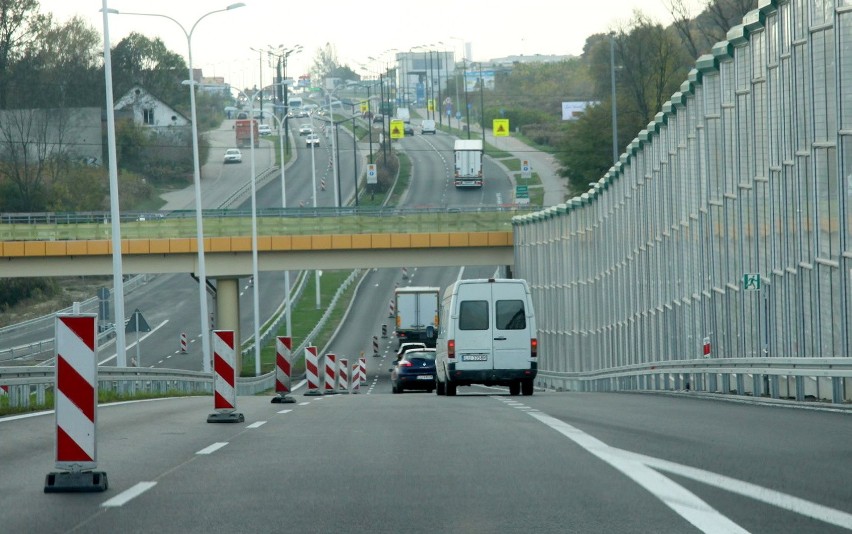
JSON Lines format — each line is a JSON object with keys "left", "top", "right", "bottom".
{"left": 39, "top": 0, "right": 681, "bottom": 89}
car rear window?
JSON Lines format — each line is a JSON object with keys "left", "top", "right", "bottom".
{"left": 459, "top": 300, "right": 488, "bottom": 330}
{"left": 496, "top": 300, "right": 526, "bottom": 330}
{"left": 405, "top": 351, "right": 436, "bottom": 361}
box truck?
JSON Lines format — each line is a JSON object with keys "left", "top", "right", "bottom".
{"left": 394, "top": 286, "right": 440, "bottom": 348}
{"left": 453, "top": 139, "right": 484, "bottom": 187}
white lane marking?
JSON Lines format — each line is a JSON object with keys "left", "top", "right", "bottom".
{"left": 101, "top": 481, "right": 157, "bottom": 508}
{"left": 246, "top": 421, "right": 266, "bottom": 429}
{"left": 298, "top": 402, "right": 310, "bottom": 406}
{"left": 100, "top": 319, "right": 170, "bottom": 365}
{"left": 529, "top": 412, "right": 749, "bottom": 533}
{"left": 277, "top": 409, "right": 293, "bottom": 414}
{"left": 196, "top": 442, "right": 229, "bottom": 455}
{"left": 623, "top": 450, "right": 852, "bottom": 530}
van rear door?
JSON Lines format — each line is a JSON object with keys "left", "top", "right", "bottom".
{"left": 491, "top": 281, "right": 531, "bottom": 371}
{"left": 454, "top": 282, "right": 492, "bottom": 372}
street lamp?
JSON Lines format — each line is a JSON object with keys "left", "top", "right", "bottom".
{"left": 264, "top": 109, "right": 292, "bottom": 337}
{"left": 106, "top": 3, "right": 246, "bottom": 373}
{"left": 268, "top": 44, "right": 303, "bottom": 155}
{"left": 100, "top": 0, "right": 127, "bottom": 367}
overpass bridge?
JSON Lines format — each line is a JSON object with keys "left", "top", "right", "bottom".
{"left": 0, "top": 206, "right": 521, "bottom": 277}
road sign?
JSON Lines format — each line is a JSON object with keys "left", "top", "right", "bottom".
{"left": 515, "top": 185, "right": 529, "bottom": 205}
{"left": 308, "top": 87, "right": 322, "bottom": 92}
{"left": 360, "top": 101, "right": 368, "bottom": 113}
{"left": 126, "top": 308, "right": 151, "bottom": 333}
{"left": 521, "top": 160, "right": 531, "bottom": 179}
{"left": 390, "top": 119, "right": 404, "bottom": 139}
{"left": 493, "top": 118, "right": 509, "bottom": 137}
{"left": 367, "top": 163, "right": 377, "bottom": 184}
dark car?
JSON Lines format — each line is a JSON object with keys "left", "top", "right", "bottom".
{"left": 390, "top": 348, "right": 436, "bottom": 393}
{"left": 403, "top": 123, "right": 414, "bottom": 136}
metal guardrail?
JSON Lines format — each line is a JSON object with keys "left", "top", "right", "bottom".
{"left": 0, "top": 366, "right": 213, "bottom": 409}
{"left": 536, "top": 358, "right": 852, "bottom": 406}
{"left": 0, "top": 275, "right": 149, "bottom": 363}
{"left": 236, "top": 269, "right": 361, "bottom": 396}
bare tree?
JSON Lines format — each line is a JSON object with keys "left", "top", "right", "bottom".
{"left": 0, "top": 0, "right": 41, "bottom": 109}
{"left": 0, "top": 107, "right": 72, "bottom": 210}
{"left": 666, "top": 0, "right": 757, "bottom": 59}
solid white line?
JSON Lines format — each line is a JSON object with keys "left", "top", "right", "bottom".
{"left": 101, "top": 481, "right": 157, "bottom": 508}
{"left": 99, "top": 319, "right": 170, "bottom": 365}
{"left": 621, "top": 450, "right": 852, "bottom": 530}
{"left": 529, "top": 412, "right": 749, "bottom": 533}
{"left": 196, "top": 442, "right": 228, "bottom": 455}
{"left": 246, "top": 421, "right": 266, "bottom": 429}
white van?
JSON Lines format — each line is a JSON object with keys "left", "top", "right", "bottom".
{"left": 420, "top": 119, "right": 436, "bottom": 134}
{"left": 433, "top": 278, "right": 537, "bottom": 396}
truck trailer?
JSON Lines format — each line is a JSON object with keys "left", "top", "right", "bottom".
{"left": 235, "top": 118, "right": 259, "bottom": 148}
{"left": 394, "top": 286, "right": 440, "bottom": 348}
{"left": 453, "top": 139, "right": 484, "bottom": 187}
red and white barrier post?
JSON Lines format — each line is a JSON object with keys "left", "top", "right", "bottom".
{"left": 372, "top": 336, "right": 379, "bottom": 357}
{"left": 359, "top": 355, "right": 367, "bottom": 385}
{"left": 351, "top": 363, "right": 361, "bottom": 394}
{"left": 304, "top": 345, "right": 322, "bottom": 396}
{"left": 207, "top": 330, "right": 244, "bottom": 423}
{"left": 388, "top": 299, "right": 395, "bottom": 318}
{"left": 324, "top": 353, "right": 337, "bottom": 394}
{"left": 338, "top": 358, "right": 349, "bottom": 394}
{"left": 272, "top": 336, "right": 295, "bottom": 404}
{"left": 180, "top": 332, "right": 187, "bottom": 353}
{"left": 44, "top": 314, "right": 108, "bottom": 493}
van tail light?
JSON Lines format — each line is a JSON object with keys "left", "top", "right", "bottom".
{"left": 530, "top": 338, "right": 538, "bottom": 358}
{"left": 448, "top": 339, "right": 455, "bottom": 359}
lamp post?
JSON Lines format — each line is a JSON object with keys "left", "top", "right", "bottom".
{"left": 231, "top": 85, "right": 263, "bottom": 375}
{"left": 609, "top": 31, "right": 619, "bottom": 165}
{"left": 268, "top": 44, "right": 302, "bottom": 154}
{"left": 100, "top": 0, "right": 127, "bottom": 367}
{"left": 265, "top": 109, "right": 292, "bottom": 337}
{"left": 107, "top": 3, "right": 246, "bottom": 373}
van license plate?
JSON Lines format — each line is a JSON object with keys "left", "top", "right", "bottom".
{"left": 461, "top": 354, "right": 488, "bottom": 361}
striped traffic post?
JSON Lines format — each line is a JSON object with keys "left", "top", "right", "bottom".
{"left": 304, "top": 345, "right": 322, "bottom": 396}
{"left": 272, "top": 336, "right": 295, "bottom": 404}
{"left": 338, "top": 358, "right": 349, "bottom": 394}
{"left": 44, "top": 314, "right": 108, "bottom": 493}
{"left": 388, "top": 299, "right": 394, "bottom": 318}
{"left": 359, "top": 355, "right": 367, "bottom": 385}
{"left": 180, "top": 332, "right": 187, "bottom": 353}
{"left": 351, "top": 363, "right": 361, "bottom": 394}
{"left": 372, "top": 336, "right": 379, "bottom": 357}
{"left": 207, "top": 330, "right": 244, "bottom": 423}
{"left": 324, "top": 353, "right": 337, "bottom": 394}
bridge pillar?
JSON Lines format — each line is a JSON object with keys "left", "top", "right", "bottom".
{"left": 214, "top": 277, "right": 241, "bottom": 373}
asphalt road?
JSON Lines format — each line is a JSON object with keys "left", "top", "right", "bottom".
{"left": 2, "top": 387, "right": 850, "bottom": 533}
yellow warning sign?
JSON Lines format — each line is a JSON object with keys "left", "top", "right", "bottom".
{"left": 493, "top": 119, "right": 510, "bottom": 137}
{"left": 427, "top": 99, "right": 435, "bottom": 111}
{"left": 390, "top": 119, "right": 405, "bottom": 139}
{"left": 360, "top": 101, "right": 369, "bottom": 113}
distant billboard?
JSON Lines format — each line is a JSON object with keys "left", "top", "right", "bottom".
{"left": 464, "top": 70, "right": 495, "bottom": 92}
{"left": 562, "top": 101, "right": 596, "bottom": 120}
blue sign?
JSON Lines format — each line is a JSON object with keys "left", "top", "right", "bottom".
{"left": 456, "top": 111, "right": 462, "bottom": 119}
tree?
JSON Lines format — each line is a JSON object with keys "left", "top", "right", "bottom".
{"left": 0, "top": 0, "right": 41, "bottom": 109}
{"left": 9, "top": 14, "right": 102, "bottom": 109}
{"left": 666, "top": 0, "right": 757, "bottom": 58}
{"left": 110, "top": 32, "right": 188, "bottom": 112}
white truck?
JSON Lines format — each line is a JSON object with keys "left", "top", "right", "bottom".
{"left": 453, "top": 139, "right": 484, "bottom": 187}
{"left": 394, "top": 286, "right": 440, "bottom": 348}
